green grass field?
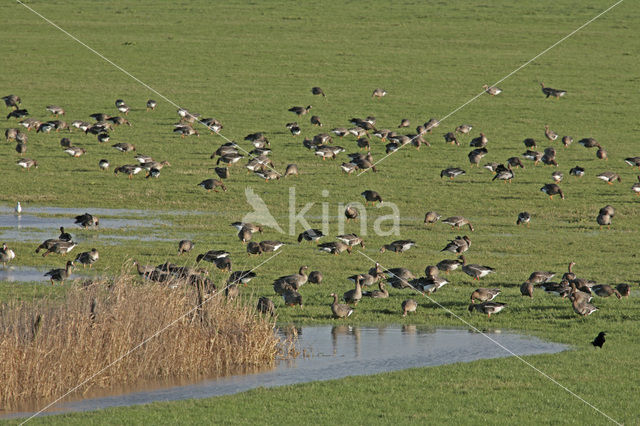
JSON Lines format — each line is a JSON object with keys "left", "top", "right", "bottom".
{"left": 1, "top": 0, "right": 639, "bottom": 423}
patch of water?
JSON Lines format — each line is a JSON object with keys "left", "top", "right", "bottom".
{"left": 0, "top": 214, "right": 166, "bottom": 230}
{"left": 2, "top": 325, "right": 567, "bottom": 418}
{"left": 0, "top": 205, "right": 210, "bottom": 217}
{"left": 0, "top": 266, "right": 96, "bottom": 283}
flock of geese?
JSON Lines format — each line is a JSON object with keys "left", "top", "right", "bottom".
{"left": 2, "top": 81, "right": 636, "bottom": 319}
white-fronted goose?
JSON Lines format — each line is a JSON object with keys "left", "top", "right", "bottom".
{"left": 17, "top": 158, "right": 37, "bottom": 171}
{"left": 442, "top": 216, "right": 474, "bottom": 231}
{"left": 596, "top": 147, "right": 607, "bottom": 160}
{"left": 569, "top": 166, "right": 585, "bottom": 177}
{"left": 363, "top": 281, "right": 388, "bottom": 299}
{"left": 561, "top": 136, "right": 573, "bottom": 147}
{"left": 615, "top": 284, "right": 631, "bottom": 298}
{"left": 336, "top": 234, "right": 365, "bottom": 248}
{"left": 310, "top": 115, "right": 323, "bottom": 127}
{"left": 455, "top": 124, "right": 472, "bottom": 135}
{"left": 528, "top": 271, "right": 555, "bottom": 283}
{"left": 596, "top": 172, "right": 621, "bottom": 184}
{"left": 470, "top": 288, "right": 501, "bottom": 303}
{"left": 273, "top": 266, "right": 308, "bottom": 294}
{"left": 402, "top": 299, "right": 417, "bottom": 317}
{"left": 74, "top": 248, "right": 99, "bottom": 268}
{"left": 398, "top": 118, "right": 410, "bottom": 128}
{"left": 570, "top": 294, "right": 597, "bottom": 316}
{"left": 15, "top": 142, "right": 26, "bottom": 154}
{"left": 282, "top": 290, "right": 303, "bottom": 308}
{"left": 624, "top": 157, "right": 640, "bottom": 168}
{"left": 540, "top": 183, "right": 564, "bottom": 199}
{"left": 385, "top": 268, "right": 416, "bottom": 289}
{"left": 230, "top": 222, "right": 263, "bottom": 233}
{"left": 213, "top": 166, "right": 229, "bottom": 179}
{"left": 468, "top": 301, "right": 505, "bottom": 318}
{"left": 308, "top": 271, "right": 323, "bottom": 284}
{"left": 361, "top": 190, "right": 382, "bottom": 205}
{"left": 483, "top": 162, "right": 499, "bottom": 173}
{"left": 196, "top": 249, "right": 229, "bottom": 264}
{"left": 298, "top": 229, "right": 324, "bottom": 243}
{"left": 228, "top": 270, "right": 257, "bottom": 286}
{"left": 288, "top": 105, "right": 312, "bottom": 115}
{"left": 217, "top": 153, "right": 243, "bottom": 166}
{"left": 254, "top": 170, "right": 280, "bottom": 182}
{"left": 36, "top": 238, "right": 63, "bottom": 254}
{"left": 284, "top": 164, "right": 299, "bottom": 177}
{"left": 238, "top": 227, "right": 252, "bottom": 244}
{"left": 198, "top": 179, "right": 227, "bottom": 192}
{"left": 114, "top": 165, "right": 142, "bottom": 179}
{"left": 246, "top": 241, "right": 262, "bottom": 255}
{"left": 522, "top": 150, "right": 542, "bottom": 165}
{"left": 551, "top": 171, "right": 563, "bottom": 182}
{"left": 331, "top": 293, "right": 353, "bottom": 318}
{"left": 348, "top": 272, "right": 379, "bottom": 288}
{"left": 44, "top": 260, "right": 74, "bottom": 285}
{"left": 469, "top": 133, "right": 487, "bottom": 148}
{"left": 74, "top": 213, "right": 99, "bottom": 228}
{"left": 520, "top": 281, "right": 534, "bottom": 298}
{"left": 492, "top": 164, "right": 514, "bottom": 183}
{"left": 2, "top": 94, "right": 21, "bottom": 109}
{"left": 257, "top": 297, "right": 275, "bottom": 315}
{"left": 343, "top": 276, "right": 363, "bottom": 305}
{"left": 145, "top": 99, "right": 157, "bottom": 110}
{"left": 441, "top": 236, "right": 471, "bottom": 254}
{"left": 8, "top": 109, "right": 29, "bottom": 120}
{"left": 516, "top": 212, "right": 531, "bottom": 226}
{"left": 289, "top": 124, "right": 302, "bottom": 135}
{"left": 5, "top": 128, "right": 19, "bottom": 141}
{"left": 345, "top": 205, "right": 359, "bottom": 221}
{"left": 58, "top": 227, "right": 72, "bottom": 242}
{"left": 468, "top": 148, "right": 488, "bottom": 166}
{"left": 632, "top": 176, "right": 640, "bottom": 195}
{"left": 412, "top": 276, "right": 448, "bottom": 294}
{"left": 482, "top": 85, "right": 502, "bottom": 96}
{"left": 578, "top": 138, "right": 600, "bottom": 148}
{"left": 42, "top": 241, "right": 77, "bottom": 257}
{"left": 462, "top": 261, "right": 494, "bottom": 280}
{"left": 541, "top": 281, "right": 571, "bottom": 298}
{"left": 540, "top": 83, "right": 566, "bottom": 99}
{"left": 178, "top": 240, "right": 194, "bottom": 255}
{"left": 318, "top": 241, "right": 351, "bottom": 255}
{"left": 544, "top": 125, "right": 558, "bottom": 141}
{"left": 259, "top": 240, "right": 285, "bottom": 253}
{"left": 112, "top": 142, "right": 135, "bottom": 152}
{"left": 562, "top": 262, "right": 577, "bottom": 282}
{"left": 64, "top": 146, "right": 86, "bottom": 157}
{"left": 437, "top": 256, "right": 464, "bottom": 274}
{"left": 0, "top": 243, "right": 16, "bottom": 268}
{"left": 443, "top": 132, "right": 459, "bottom": 145}
{"left": 372, "top": 88, "right": 387, "bottom": 98}
{"left": 424, "top": 211, "right": 441, "bottom": 225}
{"left": 440, "top": 168, "right": 466, "bottom": 179}
{"left": 225, "top": 283, "right": 239, "bottom": 300}
{"left": 592, "top": 285, "right": 621, "bottom": 299}
{"left": 311, "top": 87, "right": 325, "bottom": 97}
{"left": 341, "top": 162, "right": 358, "bottom": 174}
{"left": 380, "top": 240, "right": 415, "bottom": 254}
{"left": 45, "top": 105, "right": 65, "bottom": 116}
{"left": 597, "top": 213, "right": 611, "bottom": 230}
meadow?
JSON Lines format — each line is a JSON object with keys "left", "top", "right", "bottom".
{"left": 1, "top": 0, "right": 639, "bottom": 423}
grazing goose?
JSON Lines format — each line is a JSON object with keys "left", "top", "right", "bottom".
{"left": 540, "top": 184, "right": 564, "bottom": 200}
{"left": 482, "top": 85, "right": 502, "bottom": 96}
{"left": 624, "top": 157, "right": 640, "bottom": 168}
{"left": 402, "top": 299, "right": 418, "bottom": 317}
{"left": 45, "top": 105, "right": 65, "bottom": 116}
{"left": 483, "top": 162, "right": 499, "bottom": 173}
{"left": 436, "top": 256, "right": 464, "bottom": 274}
{"left": 348, "top": 272, "right": 379, "bottom": 288}
{"left": 596, "top": 147, "right": 607, "bottom": 160}
{"left": 298, "top": 229, "right": 325, "bottom": 243}
{"left": 230, "top": 222, "right": 263, "bottom": 233}
{"left": 35, "top": 239, "right": 64, "bottom": 254}
{"left": 308, "top": 270, "right": 323, "bottom": 284}
{"left": 0, "top": 243, "right": 16, "bottom": 268}
{"left": 114, "top": 165, "right": 143, "bottom": 179}
{"left": 58, "top": 227, "right": 72, "bottom": 242}
{"left": 198, "top": 179, "right": 227, "bottom": 192}
{"left": 2, "top": 94, "right": 21, "bottom": 109}
{"left": 361, "top": 190, "right": 382, "bottom": 205}
{"left": 470, "top": 288, "right": 501, "bottom": 303}
{"left": 217, "top": 153, "right": 244, "bottom": 166}
{"left": 507, "top": 157, "right": 524, "bottom": 169}
{"left": 455, "top": 124, "right": 473, "bottom": 135}
{"left": 540, "top": 83, "right": 567, "bottom": 99}
{"left": 440, "top": 168, "right": 466, "bottom": 179}
{"left": 522, "top": 150, "right": 543, "bottom": 165}
{"left": 44, "top": 261, "right": 74, "bottom": 285}
{"left": 570, "top": 294, "right": 598, "bottom": 316}
{"left": 468, "top": 148, "right": 488, "bottom": 166}
{"left": 287, "top": 122, "right": 301, "bottom": 136}
{"left": 345, "top": 205, "right": 359, "bottom": 221}
{"left": 597, "top": 213, "right": 612, "bottom": 230}
{"left": 225, "top": 283, "right": 240, "bottom": 300}
{"left": 443, "top": 132, "right": 459, "bottom": 145}
{"left": 228, "top": 270, "right": 257, "bottom": 286}
{"left": 615, "top": 284, "right": 631, "bottom": 298}
{"left": 632, "top": 176, "right": 640, "bottom": 195}
{"left": 311, "top": 86, "right": 325, "bottom": 97}
{"left": 544, "top": 125, "right": 558, "bottom": 141}
{"left": 284, "top": 164, "right": 299, "bottom": 177}
{"left": 380, "top": 240, "right": 415, "bottom": 254}
{"left": 541, "top": 282, "right": 571, "bottom": 298}
{"left": 424, "top": 211, "right": 441, "bottom": 225}
{"left": 15, "top": 142, "right": 26, "bottom": 154}
{"left": 257, "top": 297, "right": 275, "bottom": 315}
{"left": 331, "top": 293, "right": 354, "bottom": 318}
{"left": 5, "top": 128, "right": 19, "bottom": 141}
{"left": 569, "top": 166, "right": 585, "bottom": 177}
{"left": 551, "top": 171, "right": 563, "bottom": 183}
{"left": 442, "top": 216, "right": 474, "bottom": 231}
{"left": 385, "top": 267, "right": 416, "bottom": 289}
{"left": 258, "top": 240, "right": 285, "bottom": 253}
{"left": 336, "top": 234, "right": 365, "bottom": 248}
{"left": 112, "top": 142, "right": 136, "bottom": 152}
{"left": 283, "top": 290, "right": 303, "bottom": 308}
{"left": 254, "top": 170, "right": 280, "bottom": 182}
{"left": 237, "top": 227, "right": 252, "bottom": 244}
{"left": 560, "top": 136, "right": 573, "bottom": 147}
{"left": 178, "top": 240, "right": 195, "bottom": 255}
{"left": 528, "top": 271, "right": 555, "bottom": 283}
{"left": 516, "top": 212, "right": 531, "bottom": 226}
{"left": 591, "top": 284, "right": 621, "bottom": 299}
{"left": 341, "top": 162, "right": 358, "bottom": 174}
{"left": 441, "top": 236, "right": 471, "bottom": 254}
{"left": 64, "top": 146, "right": 86, "bottom": 157}
{"left": 462, "top": 262, "right": 494, "bottom": 280}
{"left": 310, "top": 115, "right": 323, "bottom": 127}
{"left": 42, "top": 241, "right": 77, "bottom": 257}
{"left": 202, "top": 118, "right": 223, "bottom": 133}
{"left": 469, "top": 133, "right": 488, "bottom": 148}
{"left": 522, "top": 138, "right": 537, "bottom": 149}
{"left": 541, "top": 148, "right": 558, "bottom": 167}
{"left": 74, "top": 248, "right": 99, "bottom": 268}
{"left": 196, "top": 250, "right": 229, "bottom": 264}
{"left": 578, "top": 138, "right": 600, "bottom": 148}
{"left": 74, "top": 213, "right": 99, "bottom": 228}
{"left": 468, "top": 302, "right": 506, "bottom": 318}
{"left": 273, "top": 266, "right": 308, "bottom": 294}
{"left": 288, "top": 105, "right": 312, "bottom": 115}
{"left": 17, "top": 158, "right": 37, "bottom": 171}
{"left": 8, "top": 109, "right": 29, "bottom": 120}
{"left": 398, "top": 118, "right": 410, "bottom": 128}
{"left": 343, "top": 276, "right": 363, "bottom": 305}
{"left": 424, "top": 118, "right": 439, "bottom": 133}
{"left": 520, "top": 280, "right": 534, "bottom": 298}
{"left": 596, "top": 172, "right": 621, "bottom": 184}
{"left": 411, "top": 275, "right": 448, "bottom": 294}
{"left": 492, "top": 164, "right": 514, "bottom": 183}
{"left": 363, "top": 281, "right": 389, "bottom": 299}
{"left": 97, "top": 133, "right": 110, "bottom": 143}
{"left": 318, "top": 241, "right": 352, "bottom": 255}
{"left": 146, "top": 99, "right": 157, "bottom": 111}
{"left": 212, "top": 166, "right": 229, "bottom": 179}
{"left": 246, "top": 241, "right": 262, "bottom": 255}
{"left": 372, "top": 88, "right": 387, "bottom": 98}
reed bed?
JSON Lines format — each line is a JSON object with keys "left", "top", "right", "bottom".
{"left": 0, "top": 273, "right": 285, "bottom": 410}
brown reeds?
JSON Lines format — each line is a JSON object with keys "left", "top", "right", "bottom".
{"left": 0, "top": 271, "right": 284, "bottom": 410}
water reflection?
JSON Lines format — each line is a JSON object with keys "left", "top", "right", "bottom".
{"left": 2, "top": 325, "right": 567, "bottom": 419}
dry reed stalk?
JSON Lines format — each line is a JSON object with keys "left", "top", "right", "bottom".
{"left": 0, "top": 271, "right": 290, "bottom": 410}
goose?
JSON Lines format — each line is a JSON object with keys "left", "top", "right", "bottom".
{"left": 217, "top": 153, "right": 244, "bottom": 166}
{"left": 341, "top": 162, "right": 358, "bottom": 174}
{"left": 441, "top": 236, "right": 471, "bottom": 254}
{"left": 468, "top": 301, "right": 506, "bottom": 318}
{"left": 114, "top": 165, "right": 143, "bottom": 179}
{"left": 0, "top": 243, "right": 16, "bottom": 268}
{"left": 238, "top": 227, "right": 252, "bottom": 244}
{"left": 2, "top": 94, "right": 21, "bottom": 109}
{"left": 74, "top": 248, "right": 99, "bottom": 268}
{"left": 544, "top": 125, "right": 558, "bottom": 141}
{"left": 58, "top": 227, "right": 72, "bottom": 242}
{"left": 257, "top": 297, "right": 275, "bottom": 315}
{"left": 132, "top": 260, "right": 155, "bottom": 278}
{"left": 402, "top": 299, "right": 418, "bottom": 317}
{"left": 624, "top": 157, "right": 640, "bottom": 168}
{"left": 112, "top": 142, "right": 135, "bottom": 152}
{"left": 15, "top": 142, "right": 26, "bottom": 155}
{"left": 470, "top": 288, "right": 501, "bottom": 303}
{"left": 343, "top": 276, "right": 363, "bottom": 305}
{"left": 551, "top": 171, "right": 563, "bottom": 183}
{"left": 64, "top": 146, "right": 86, "bottom": 157}
{"left": 520, "top": 280, "right": 534, "bottom": 298}
{"left": 482, "top": 85, "right": 502, "bottom": 96}
{"left": 42, "top": 241, "right": 77, "bottom": 257}
{"left": 146, "top": 99, "right": 157, "bottom": 110}
{"left": 225, "top": 283, "right": 239, "bottom": 300}
{"left": 516, "top": 212, "right": 531, "bottom": 226}
{"left": 380, "top": 240, "right": 415, "bottom": 254}
{"left": 540, "top": 83, "right": 567, "bottom": 99}
{"left": 311, "top": 86, "right": 325, "bottom": 97}
{"left": 284, "top": 164, "right": 299, "bottom": 177}
{"left": 559, "top": 136, "right": 573, "bottom": 148}
{"left": 345, "top": 206, "right": 359, "bottom": 222}
{"left": 37, "top": 121, "right": 56, "bottom": 134}
{"left": 423, "top": 211, "right": 441, "bottom": 225}
{"left": 308, "top": 270, "right": 323, "bottom": 284}
{"left": 140, "top": 160, "right": 170, "bottom": 174}
{"left": 597, "top": 213, "right": 611, "bottom": 230}
{"left": 17, "top": 158, "right": 38, "bottom": 171}
{"left": 570, "top": 294, "right": 598, "bottom": 316}
{"left": 298, "top": 229, "right": 324, "bottom": 243}
{"left": 462, "top": 262, "right": 494, "bottom": 280}
{"left": 483, "top": 162, "right": 499, "bottom": 173}
{"left": 210, "top": 166, "right": 230, "bottom": 180}
{"left": 507, "top": 157, "right": 524, "bottom": 169}
{"left": 562, "top": 262, "right": 577, "bottom": 282}
{"left": 330, "top": 293, "right": 354, "bottom": 318}
{"left": 596, "top": 147, "right": 607, "bottom": 160}
{"left": 541, "top": 151, "right": 558, "bottom": 167}
{"left": 96, "top": 133, "right": 110, "bottom": 143}
{"left": 436, "top": 256, "right": 464, "bottom": 274}
{"left": 570, "top": 282, "right": 593, "bottom": 305}
{"left": 522, "top": 150, "right": 542, "bottom": 165}
{"left": 528, "top": 271, "right": 555, "bottom": 283}
{"left": 74, "top": 213, "right": 99, "bottom": 228}
{"left": 254, "top": 170, "right": 280, "bottom": 182}
{"left": 198, "top": 179, "right": 227, "bottom": 192}
{"left": 173, "top": 125, "right": 199, "bottom": 137}
{"left": 569, "top": 166, "right": 585, "bottom": 177}
{"left": 315, "top": 147, "right": 336, "bottom": 160}
{"left": 246, "top": 241, "right": 262, "bottom": 255}
{"left": 71, "top": 120, "right": 91, "bottom": 131}
{"left": 632, "top": 176, "right": 640, "bottom": 195}
{"left": 541, "top": 282, "right": 571, "bottom": 298}
{"left": 615, "top": 283, "right": 631, "bottom": 298}
{"left": 273, "top": 266, "right": 308, "bottom": 294}
{"left": 540, "top": 183, "right": 564, "bottom": 200}
{"left": 492, "top": 164, "right": 514, "bottom": 183}
{"left": 348, "top": 272, "right": 379, "bottom": 288}
{"left": 202, "top": 118, "right": 223, "bottom": 133}
{"left": 440, "top": 168, "right": 466, "bottom": 179}
{"left": 468, "top": 148, "right": 488, "bottom": 166}
{"left": 372, "top": 88, "right": 387, "bottom": 98}
{"left": 455, "top": 124, "right": 473, "bottom": 135}
{"left": 442, "top": 216, "right": 474, "bottom": 231}
{"left": 210, "top": 143, "right": 238, "bottom": 159}
{"left": 310, "top": 115, "right": 323, "bottom": 127}
{"left": 228, "top": 270, "right": 257, "bottom": 286}
{"left": 578, "top": 138, "right": 600, "bottom": 148}
{"left": 331, "top": 127, "right": 349, "bottom": 138}
{"left": 398, "top": 118, "right": 410, "bottom": 128}
{"left": 443, "top": 132, "right": 459, "bottom": 145}
{"left": 259, "top": 240, "right": 285, "bottom": 253}
{"left": 318, "top": 241, "right": 352, "bottom": 255}
{"left": 35, "top": 238, "right": 64, "bottom": 254}
{"left": 214, "top": 256, "right": 232, "bottom": 272}
{"left": 412, "top": 276, "right": 448, "bottom": 294}
{"left": 18, "top": 118, "right": 40, "bottom": 131}
{"left": 5, "top": 128, "right": 18, "bottom": 141}
{"left": 592, "top": 284, "right": 621, "bottom": 299}
{"left": 469, "top": 133, "right": 488, "bottom": 148}
{"left": 596, "top": 172, "right": 621, "bottom": 184}
{"left": 8, "top": 109, "right": 29, "bottom": 120}
{"left": 230, "top": 222, "right": 263, "bottom": 233}
{"left": 288, "top": 105, "right": 312, "bottom": 115}
{"left": 373, "top": 129, "right": 391, "bottom": 141}
{"left": 361, "top": 190, "right": 382, "bottom": 205}
{"left": 424, "top": 118, "right": 440, "bottom": 133}
{"left": 336, "top": 234, "right": 365, "bottom": 248}
{"left": 385, "top": 268, "right": 416, "bottom": 289}
{"left": 44, "top": 261, "right": 74, "bottom": 285}
{"left": 196, "top": 250, "right": 230, "bottom": 263}
{"left": 178, "top": 240, "right": 195, "bottom": 255}
{"left": 356, "top": 137, "right": 370, "bottom": 150}
{"left": 363, "top": 281, "right": 388, "bottom": 299}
